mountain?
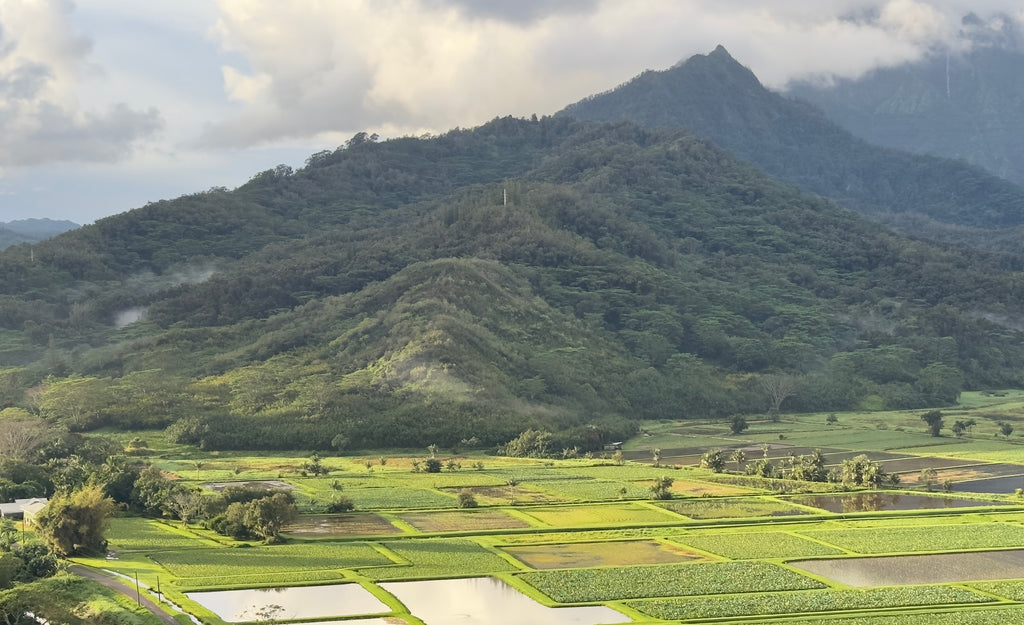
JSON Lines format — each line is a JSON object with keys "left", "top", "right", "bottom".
{"left": 788, "top": 43, "right": 1024, "bottom": 187}
{"left": 3, "top": 117, "right": 1024, "bottom": 451}
{"left": 0, "top": 219, "right": 79, "bottom": 250}
{"left": 557, "top": 46, "right": 1024, "bottom": 246}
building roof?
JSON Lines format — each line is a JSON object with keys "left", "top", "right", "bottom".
{"left": 0, "top": 498, "right": 48, "bottom": 518}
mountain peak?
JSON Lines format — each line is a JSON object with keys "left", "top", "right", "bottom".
{"left": 709, "top": 44, "right": 733, "bottom": 59}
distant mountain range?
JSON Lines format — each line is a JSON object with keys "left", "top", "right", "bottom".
{"left": 788, "top": 17, "right": 1024, "bottom": 188}
{"left": 0, "top": 219, "right": 80, "bottom": 250}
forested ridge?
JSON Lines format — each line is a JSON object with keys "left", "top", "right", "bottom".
{"left": 560, "top": 46, "right": 1024, "bottom": 248}
{"left": 3, "top": 77, "right": 1024, "bottom": 451}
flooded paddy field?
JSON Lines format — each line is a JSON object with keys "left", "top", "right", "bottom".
{"left": 791, "top": 549, "right": 1024, "bottom": 586}
{"left": 950, "top": 475, "right": 1024, "bottom": 494}
{"left": 187, "top": 582, "right": 390, "bottom": 621}
{"left": 380, "top": 577, "right": 628, "bottom": 625}
{"left": 788, "top": 492, "right": 1006, "bottom": 513}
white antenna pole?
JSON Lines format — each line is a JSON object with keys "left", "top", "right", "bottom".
{"left": 503, "top": 187, "right": 507, "bottom": 206}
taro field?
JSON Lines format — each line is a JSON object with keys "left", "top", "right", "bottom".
{"left": 68, "top": 419, "right": 1024, "bottom": 625}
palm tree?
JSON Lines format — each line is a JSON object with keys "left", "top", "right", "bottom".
{"left": 730, "top": 449, "right": 746, "bottom": 470}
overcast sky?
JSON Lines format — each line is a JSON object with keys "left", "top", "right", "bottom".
{"left": 1, "top": 0, "right": 1020, "bottom": 224}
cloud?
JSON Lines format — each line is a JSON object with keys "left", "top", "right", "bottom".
{"left": 0, "top": 0, "right": 162, "bottom": 167}
{"left": 197, "top": 1, "right": 1024, "bottom": 148}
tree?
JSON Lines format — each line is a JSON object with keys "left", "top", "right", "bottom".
{"left": 699, "top": 449, "right": 725, "bottom": 473}
{"left": 760, "top": 374, "right": 797, "bottom": 421}
{"left": 424, "top": 458, "right": 442, "bottom": 473}
{"left": 0, "top": 521, "right": 15, "bottom": 552}
{"left": 457, "top": 489, "right": 478, "bottom": 508}
{"left": 34, "top": 486, "right": 116, "bottom": 556}
{"left": 500, "top": 429, "right": 552, "bottom": 458}
{"left": 729, "top": 415, "right": 748, "bottom": 435}
{"left": 650, "top": 476, "right": 674, "bottom": 500}
{"left": 38, "top": 376, "right": 114, "bottom": 431}
{"left": 303, "top": 454, "right": 329, "bottom": 477}
{"left": 952, "top": 420, "right": 967, "bottom": 437}
{"left": 165, "top": 486, "right": 206, "bottom": 526}
{"left": 919, "top": 467, "right": 938, "bottom": 491}
{"left": 999, "top": 422, "right": 1015, "bottom": 438}
{"left": 130, "top": 465, "right": 175, "bottom": 516}
{"left": 0, "top": 412, "right": 52, "bottom": 462}
{"left": 920, "top": 410, "right": 944, "bottom": 437}
{"left": 651, "top": 449, "right": 662, "bottom": 468}
{"left": 826, "top": 413, "right": 839, "bottom": 425}
{"left": 745, "top": 457, "right": 774, "bottom": 478}
{"left": 840, "top": 454, "right": 887, "bottom": 488}
{"left": 730, "top": 449, "right": 746, "bottom": 470}
{"left": 244, "top": 493, "right": 298, "bottom": 542}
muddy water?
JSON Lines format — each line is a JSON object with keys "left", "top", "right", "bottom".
{"left": 789, "top": 493, "right": 1004, "bottom": 513}
{"left": 791, "top": 549, "right": 1024, "bottom": 586}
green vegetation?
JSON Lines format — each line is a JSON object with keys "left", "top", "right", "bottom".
{"left": 519, "top": 561, "right": 825, "bottom": 602}
{"left": 628, "top": 585, "right": 995, "bottom": 621}
{"left": 0, "top": 412, "right": 1014, "bottom": 623}
{"left": 4, "top": 108, "right": 1024, "bottom": 452}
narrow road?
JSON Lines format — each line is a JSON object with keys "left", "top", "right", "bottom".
{"left": 68, "top": 565, "right": 181, "bottom": 625}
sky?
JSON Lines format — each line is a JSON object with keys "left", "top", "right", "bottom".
{"left": 1, "top": 0, "right": 1021, "bottom": 225}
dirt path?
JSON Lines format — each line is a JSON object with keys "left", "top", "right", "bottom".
{"left": 68, "top": 565, "right": 181, "bottom": 625}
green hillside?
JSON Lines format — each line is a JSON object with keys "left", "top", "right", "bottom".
{"left": 789, "top": 26, "right": 1024, "bottom": 187}
{"left": 559, "top": 46, "right": 1024, "bottom": 236}
{"left": 3, "top": 117, "right": 1024, "bottom": 450}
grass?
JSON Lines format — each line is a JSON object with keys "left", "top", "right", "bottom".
{"left": 677, "top": 531, "right": 844, "bottom": 559}
{"left": 150, "top": 542, "right": 393, "bottom": 584}
{"left": 360, "top": 539, "right": 520, "bottom": 580}
{"left": 799, "top": 522, "right": 1024, "bottom": 554}
{"left": 2, "top": 575, "right": 166, "bottom": 625}
{"left": 519, "top": 560, "right": 825, "bottom": 602}
{"left": 628, "top": 585, "right": 995, "bottom": 620}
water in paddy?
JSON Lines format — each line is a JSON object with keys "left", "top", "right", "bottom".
{"left": 791, "top": 549, "right": 1024, "bottom": 586}
{"left": 380, "top": 577, "right": 628, "bottom": 624}
{"left": 789, "top": 492, "right": 1004, "bottom": 513}
{"left": 950, "top": 475, "right": 1024, "bottom": 494}
{"left": 186, "top": 583, "right": 389, "bottom": 621}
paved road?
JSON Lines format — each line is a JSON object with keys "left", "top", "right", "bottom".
{"left": 68, "top": 565, "right": 181, "bottom": 625}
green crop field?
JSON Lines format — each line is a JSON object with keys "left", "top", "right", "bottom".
{"left": 677, "top": 530, "right": 844, "bottom": 559}
{"left": 60, "top": 405, "right": 1024, "bottom": 625}
{"left": 519, "top": 560, "right": 825, "bottom": 602}
{"left": 629, "top": 585, "right": 997, "bottom": 621}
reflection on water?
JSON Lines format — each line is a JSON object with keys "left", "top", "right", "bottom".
{"left": 381, "top": 577, "right": 628, "bottom": 625}
{"left": 792, "top": 549, "right": 1024, "bottom": 586}
{"left": 950, "top": 475, "right": 1024, "bottom": 494}
{"left": 790, "top": 493, "right": 1002, "bottom": 513}
{"left": 186, "top": 583, "right": 389, "bottom": 622}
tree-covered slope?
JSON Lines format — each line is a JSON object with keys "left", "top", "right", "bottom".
{"left": 3, "top": 118, "right": 1024, "bottom": 450}
{"left": 788, "top": 44, "right": 1024, "bottom": 187}
{"left": 558, "top": 46, "right": 1024, "bottom": 232}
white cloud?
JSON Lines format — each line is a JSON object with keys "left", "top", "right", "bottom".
{"left": 0, "top": 0, "right": 162, "bottom": 167}
{"left": 201, "top": 0, "right": 1024, "bottom": 149}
